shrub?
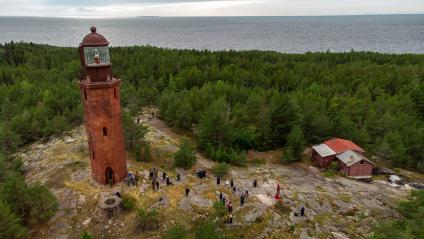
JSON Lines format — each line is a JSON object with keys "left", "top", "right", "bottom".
{"left": 370, "top": 190, "right": 424, "bottom": 239}
{"left": 212, "top": 201, "right": 227, "bottom": 219}
{"left": 162, "top": 224, "right": 188, "bottom": 239}
{"left": 329, "top": 161, "right": 339, "bottom": 171}
{"left": 0, "top": 175, "right": 58, "bottom": 225}
{"left": 122, "top": 195, "right": 137, "bottom": 211}
{"left": 174, "top": 139, "right": 196, "bottom": 169}
{"left": 0, "top": 201, "right": 27, "bottom": 239}
{"left": 136, "top": 208, "right": 159, "bottom": 231}
{"left": 207, "top": 146, "right": 246, "bottom": 166}
{"left": 281, "top": 147, "right": 296, "bottom": 164}
{"left": 212, "top": 162, "right": 229, "bottom": 178}
{"left": 195, "top": 220, "right": 222, "bottom": 239}
{"left": 81, "top": 231, "right": 93, "bottom": 239}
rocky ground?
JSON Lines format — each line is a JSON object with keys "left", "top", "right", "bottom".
{"left": 18, "top": 109, "right": 418, "bottom": 239}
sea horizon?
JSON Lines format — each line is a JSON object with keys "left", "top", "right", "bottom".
{"left": 1, "top": 14, "right": 423, "bottom": 53}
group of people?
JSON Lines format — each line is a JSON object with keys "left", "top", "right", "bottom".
{"left": 216, "top": 178, "right": 257, "bottom": 224}
{"left": 147, "top": 168, "right": 182, "bottom": 191}
{"left": 129, "top": 167, "right": 298, "bottom": 225}
{"left": 149, "top": 167, "right": 160, "bottom": 191}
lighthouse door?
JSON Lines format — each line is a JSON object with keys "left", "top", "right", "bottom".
{"left": 105, "top": 167, "right": 115, "bottom": 185}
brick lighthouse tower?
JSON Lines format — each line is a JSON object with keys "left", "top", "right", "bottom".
{"left": 78, "top": 26, "right": 127, "bottom": 185}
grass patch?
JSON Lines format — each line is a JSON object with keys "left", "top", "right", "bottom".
{"left": 339, "top": 193, "right": 352, "bottom": 203}
{"left": 249, "top": 157, "right": 266, "bottom": 165}
{"left": 274, "top": 201, "right": 291, "bottom": 215}
{"left": 323, "top": 170, "right": 335, "bottom": 178}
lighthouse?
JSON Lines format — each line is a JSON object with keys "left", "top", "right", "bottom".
{"left": 78, "top": 26, "right": 127, "bottom": 185}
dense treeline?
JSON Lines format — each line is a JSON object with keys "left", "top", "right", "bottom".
{"left": 0, "top": 42, "right": 423, "bottom": 170}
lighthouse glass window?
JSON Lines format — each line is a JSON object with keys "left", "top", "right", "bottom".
{"left": 83, "top": 46, "right": 110, "bottom": 66}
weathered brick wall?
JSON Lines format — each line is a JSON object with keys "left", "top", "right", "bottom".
{"left": 79, "top": 78, "right": 127, "bottom": 185}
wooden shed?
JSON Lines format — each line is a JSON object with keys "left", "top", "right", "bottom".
{"left": 311, "top": 144, "right": 337, "bottom": 168}
{"left": 336, "top": 150, "right": 375, "bottom": 177}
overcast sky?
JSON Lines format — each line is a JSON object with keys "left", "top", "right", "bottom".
{"left": 1, "top": 0, "right": 423, "bottom": 18}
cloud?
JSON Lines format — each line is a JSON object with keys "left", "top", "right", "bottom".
{"left": 0, "top": 0, "right": 423, "bottom": 17}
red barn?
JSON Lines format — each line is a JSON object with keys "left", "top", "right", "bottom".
{"left": 311, "top": 144, "right": 337, "bottom": 168}
{"left": 336, "top": 150, "right": 375, "bottom": 177}
{"left": 311, "top": 138, "right": 374, "bottom": 177}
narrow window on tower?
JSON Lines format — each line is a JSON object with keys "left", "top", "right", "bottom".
{"left": 103, "top": 127, "right": 108, "bottom": 136}
{"left": 114, "top": 88, "right": 117, "bottom": 98}
{"left": 84, "top": 89, "right": 87, "bottom": 99}
{"left": 92, "top": 150, "right": 95, "bottom": 159}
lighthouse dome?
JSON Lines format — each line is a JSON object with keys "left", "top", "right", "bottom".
{"left": 80, "top": 26, "right": 109, "bottom": 46}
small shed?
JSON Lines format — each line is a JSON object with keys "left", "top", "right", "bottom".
{"left": 312, "top": 144, "right": 337, "bottom": 168}
{"left": 336, "top": 150, "right": 374, "bottom": 177}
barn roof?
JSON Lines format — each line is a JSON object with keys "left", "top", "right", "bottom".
{"left": 312, "top": 144, "right": 336, "bottom": 157}
{"left": 324, "top": 138, "right": 365, "bottom": 154}
{"left": 336, "top": 150, "right": 374, "bottom": 167}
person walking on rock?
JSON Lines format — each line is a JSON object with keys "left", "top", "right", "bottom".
{"left": 226, "top": 201, "right": 233, "bottom": 214}
{"left": 240, "top": 193, "right": 245, "bottom": 206}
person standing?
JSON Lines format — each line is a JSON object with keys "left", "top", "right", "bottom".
{"left": 163, "top": 172, "right": 166, "bottom": 181}
{"left": 228, "top": 214, "right": 233, "bottom": 224}
{"left": 240, "top": 194, "right": 245, "bottom": 206}
{"left": 300, "top": 206, "right": 305, "bottom": 217}
{"left": 253, "top": 179, "right": 257, "bottom": 187}
{"left": 227, "top": 201, "right": 233, "bottom": 214}
{"left": 185, "top": 187, "right": 190, "bottom": 197}
{"left": 230, "top": 179, "right": 234, "bottom": 188}
{"left": 177, "top": 173, "right": 181, "bottom": 181}
{"left": 277, "top": 184, "right": 280, "bottom": 196}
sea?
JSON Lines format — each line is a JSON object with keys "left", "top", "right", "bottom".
{"left": 0, "top": 15, "right": 423, "bottom": 53}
